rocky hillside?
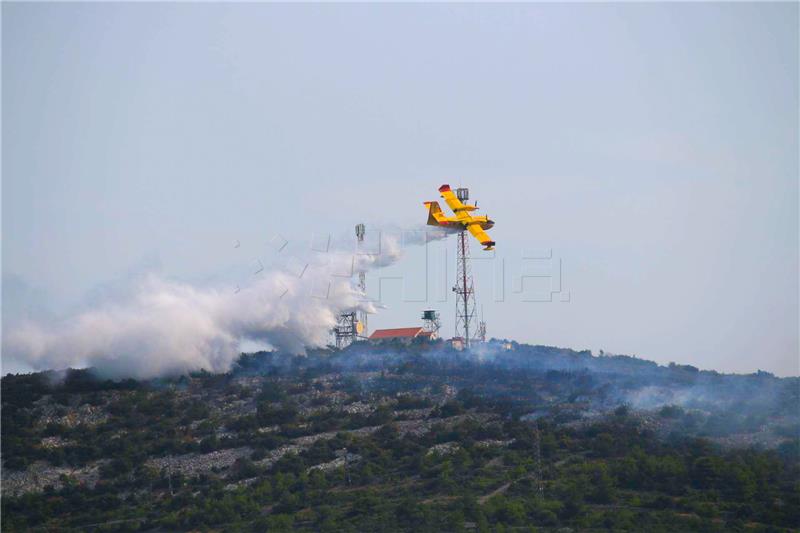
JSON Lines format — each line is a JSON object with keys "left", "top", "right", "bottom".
{"left": 2, "top": 342, "right": 798, "bottom": 531}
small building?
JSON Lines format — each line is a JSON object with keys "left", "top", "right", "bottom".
{"left": 368, "top": 327, "right": 436, "bottom": 344}
{"left": 449, "top": 337, "right": 466, "bottom": 351}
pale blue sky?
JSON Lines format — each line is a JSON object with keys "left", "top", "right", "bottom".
{"left": 3, "top": 3, "right": 798, "bottom": 375}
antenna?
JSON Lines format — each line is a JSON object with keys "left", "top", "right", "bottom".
{"left": 453, "top": 227, "right": 478, "bottom": 348}
{"left": 333, "top": 312, "right": 357, "bottom": 350}
{"left": 333, "top": 223, "right": 368, "bottom": 349}
{"left": 355, "top": 223, "right": 368, "bottom": 338}
{"left": 533, "top": 422, "right": 544, "bottom": 497}
{"left": 477, "top": 305, "right": 487, "bottom": 343}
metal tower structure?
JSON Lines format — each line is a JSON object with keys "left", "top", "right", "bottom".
{"left": 477, "top": 305, "right": 487, "bottom": 344}
{"left": 333, "top": 223, "right": 368, "bottom": 349}
{"left": 333, "top": 312, "right": 358, "bottom": 349}
{"left": 532, "top": 422, "right": 544, "bottom": 496}
{"left": 355, "top": 223, "right": 368, "bottom": 337}
{"left": 452, "top": 188, "right": 478, "bottom": 348}
{"left": 422, "top": 309, "right": 441, "bottom": 338}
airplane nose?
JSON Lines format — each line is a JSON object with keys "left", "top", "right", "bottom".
{"left": 486, "top": 220, "right": 495, "bottom": 229}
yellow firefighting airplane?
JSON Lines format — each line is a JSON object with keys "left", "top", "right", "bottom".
{"left": 424, "top": 184, "right": 496, "bottom": 250}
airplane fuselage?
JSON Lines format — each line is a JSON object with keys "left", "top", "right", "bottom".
{"left": 434, "top": 218, "right": 494, "bottom": 231}
{"left": 423, "top": 184, "right": 496, "bottom": 250}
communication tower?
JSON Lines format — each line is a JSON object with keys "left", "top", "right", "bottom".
{"left": 477, "top": 305, "right": 487, "bottom": 343}
{"left": 533, "top": 422, "right": 544, "bottom": 496}
{"left": 452, "top": 187, "right": 479, "bottom": 348}
{"left": 333, "top": 312, "right": 358, "bottom": 349}
{"left": 355, "top": 223, "right": 368, "bottom": 337}
{"left": 333, "top": 223, "right": 368, "bottom": 349}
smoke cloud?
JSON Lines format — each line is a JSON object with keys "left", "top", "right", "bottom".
{"left": 3, "top": 226, "right": 454, "bottom": 379}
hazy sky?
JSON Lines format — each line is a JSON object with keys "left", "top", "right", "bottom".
{"left": 3, "top": 3, "right": 798, "bottom": 376}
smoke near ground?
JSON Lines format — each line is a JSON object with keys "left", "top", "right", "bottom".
{"left": 3, "top": 226, "right": 454, "bottom": 379}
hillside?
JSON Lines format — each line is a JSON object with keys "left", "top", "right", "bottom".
{"left": 2, "top": 341, "right": 798, "bottom": 532}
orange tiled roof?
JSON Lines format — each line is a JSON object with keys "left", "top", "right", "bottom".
{"left": 368, "top": 327, "right": 425, "bottom": 340}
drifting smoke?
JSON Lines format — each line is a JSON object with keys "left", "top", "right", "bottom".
{"left": 3, "top": 226, "right": 455, "bottom": 379}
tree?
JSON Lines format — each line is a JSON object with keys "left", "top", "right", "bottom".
{"left": 588, "top": 464, "right": 616, "bottom": 504}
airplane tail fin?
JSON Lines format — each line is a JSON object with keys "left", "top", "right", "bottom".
{"left": 424, "top": 201, "right": 447, "bottom": 226}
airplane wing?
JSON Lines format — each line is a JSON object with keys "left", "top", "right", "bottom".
{"left": 434, "top": 184, "right": 495, "bottom": 250}
{"left": 467, "top": 223, "right": 495, "bottom": 250}
{"left": 439, "top": 184, "right": 474, "bottom": 216}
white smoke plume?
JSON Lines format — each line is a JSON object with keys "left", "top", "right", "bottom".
{"left": 3, "top": 226, "right": 456, "bottom": 379}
